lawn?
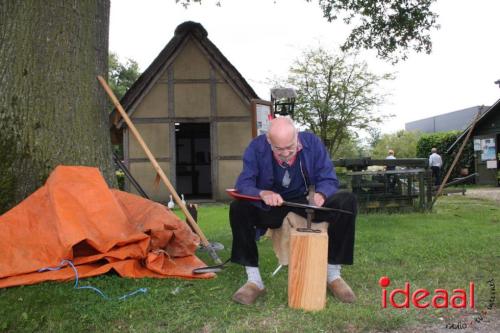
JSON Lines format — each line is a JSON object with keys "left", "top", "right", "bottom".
{"left": 0, "top": 195, "right": 498, "bottom": 332}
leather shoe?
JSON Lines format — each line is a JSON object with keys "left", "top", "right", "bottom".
{"left": 328, "top": 277, "right": 356, "bottom": 303}
{"left": 232, "top": 281, "right": 266, "bottom": 305}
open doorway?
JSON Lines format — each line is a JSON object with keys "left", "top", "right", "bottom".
{"left": 175, "top": 123, "right": 212, "bottom": 199}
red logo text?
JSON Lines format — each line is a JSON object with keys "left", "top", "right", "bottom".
{"left": 379, "top": 276, "right": 475, "bottom": 309}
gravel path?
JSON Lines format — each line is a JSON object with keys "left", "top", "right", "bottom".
{"left": 465, "top": 187, "right": 500, "bottom": 203}
{"left": 388, "top": 311, "right": 500, "bottom": 333}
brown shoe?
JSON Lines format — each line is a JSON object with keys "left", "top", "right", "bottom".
{"left": 328, "top": 277, "right": 356, "bottom": 303}
{"left": 232, "top": 282, "right": 266, "bottom": 305}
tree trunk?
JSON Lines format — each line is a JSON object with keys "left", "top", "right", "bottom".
{"left": 0, "top": 0, "right": 115, "bottom": 214}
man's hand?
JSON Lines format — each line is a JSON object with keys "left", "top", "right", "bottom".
{"left": 259, "top": 190, "right": 284, "bottom": 206}
{"left": 313, "top": 192, "right": 325, "bottom": 207}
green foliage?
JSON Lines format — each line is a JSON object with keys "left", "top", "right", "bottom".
{"left": 113, "top": 144, "right": 123, "bottom": 161}
{"left": 108, "top": 52, "right": 141, "bottom": 101}
{"left": 177, "top": 0, "right": 439, "bottom": 62}
{"left": 371, "top": 130, "right": 423, "bottom": 158}
{"left": 416, "top": 131, "right": 475, "bottom": 180}
{"left": 333, "top": 134, "right": 366, "bottom": 158}
{"left": 366, "top": 127, "right": 382, "bottom": 149}
{"left": 108, "top": 53, "right": 139, "bottom": 177}
{"left": 0, "top": 198, "right": 498, "bottom": 331}
{"left": 176, "top": 0, "right": 221, "bottom": 8}
{"left": 285, "top": 47, "right": 394, "bottom": 156}
{"left": 311, "top": 0, "right": 439, "bottom": 62}
{"left": 115, "top": 170, "right": 125, "bottom": 190}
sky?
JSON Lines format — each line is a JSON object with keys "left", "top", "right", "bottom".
{"left": 109, "top": 0, "right": 500, "bottom": 134}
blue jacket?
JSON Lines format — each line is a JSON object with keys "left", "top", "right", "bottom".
{"left": 235, "top": 132, "right": 339, "bottom": 207}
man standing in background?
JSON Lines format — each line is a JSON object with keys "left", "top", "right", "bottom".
{"left": 429, "top": 147, "right": 443, "bottom": 185}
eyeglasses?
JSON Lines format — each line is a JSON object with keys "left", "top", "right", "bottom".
{"left": 270, "top": 139, "right": 298, "bottom": 153}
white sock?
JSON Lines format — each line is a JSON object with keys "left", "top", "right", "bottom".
{"left": 327, "top": 264, "right": 341, "bottom": 284}
{"left": 245, "top": 266, "right": 264, "bottom": 289}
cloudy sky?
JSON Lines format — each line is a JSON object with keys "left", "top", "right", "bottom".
{"left": 109, "top": 0, "right": 500, "bottom": 133}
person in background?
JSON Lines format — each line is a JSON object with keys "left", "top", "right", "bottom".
{"left": 429, "top": 147, "right": 443, "bottom": 185}
{"left": 385, "top": 149, "right": 396, "bottom": 171}
{"left": 385, "top": 149, "right": 397, "bottom": 191}
{"left": 229, "top": 117, "right": 357, "bottom": 305}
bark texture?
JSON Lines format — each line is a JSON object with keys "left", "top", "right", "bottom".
{"left": 0, "top": 0, "right": 115, "bottom": 213}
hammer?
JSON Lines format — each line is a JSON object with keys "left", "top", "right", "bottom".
{"left": 296, "top": 185, "right": 321, "bottom": 233}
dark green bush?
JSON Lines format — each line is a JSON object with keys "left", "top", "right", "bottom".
{"left": 416, "top": 131, "right": 475, "bottom": 182}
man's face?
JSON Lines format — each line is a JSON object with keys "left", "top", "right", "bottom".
{"left": 269, "top": 134, "right": 298, "bottom": 163}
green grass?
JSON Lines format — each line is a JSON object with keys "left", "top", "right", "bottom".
{"left": 1, "top": 196, "right": 499, "bottom": 332}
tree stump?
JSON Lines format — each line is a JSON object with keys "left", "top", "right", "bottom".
{"left": 288, "top": 228, "right": 328, "bottom": 311}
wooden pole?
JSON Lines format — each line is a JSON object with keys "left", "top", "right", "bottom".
{"left": 97, "top": 76, "right": 221, "bottom": 263}
{"left": 430, "top": 111, "right": 481, "bottom": 209}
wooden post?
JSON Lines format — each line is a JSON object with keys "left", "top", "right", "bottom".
{"left": 430, "top": 111, "right": 482, "bottom": 209}
{"left": 418, "top": 171, "right": 425, "bottom": 210}
{"left": 288, "top": 229, "right": 328, "bottom": 311}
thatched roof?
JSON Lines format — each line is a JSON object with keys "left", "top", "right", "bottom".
{"left": 110, "top": 21, "right": 259, "bottom": 129}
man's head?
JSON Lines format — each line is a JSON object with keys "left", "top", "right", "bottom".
{"left": 266, "top": 117, "right": 298, "bottom": 163}
{"left": 388, "top": 149, "right": 394, "bottom": 156}
{"left": 431, "top": 147, "right": 437, "bottom": 153}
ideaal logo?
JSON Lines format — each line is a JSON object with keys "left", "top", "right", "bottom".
{"left": 379, "top": 276, "right": 474, "bottom": 309}
{"left": 379, "top": 277, "right": 496, "bottom": 330}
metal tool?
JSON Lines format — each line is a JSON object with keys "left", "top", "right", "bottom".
{"left": 113, "top": 151, "right": 150, "bottom": 199}
{"left": 297, "top": 185, "right": 321, "bottom": 233}
{"left": 192, "top": 258, "right": 231, "bottom": 274}
{"left": 271, "top": 264, "right": 284, "bottom": 276}
{"left": 226, "top": 189, "right": 353, "bottom": 215}
{"left": 193, "top": 189, "right": 355, "bottom": 275}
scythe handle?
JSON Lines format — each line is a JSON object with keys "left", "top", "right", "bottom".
{"left": 97, "top": 76, "right": 221, "bottom": 264}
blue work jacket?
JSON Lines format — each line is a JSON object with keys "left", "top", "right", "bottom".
{"left": 235, "top": 132, "right": 339, "bottom": 207}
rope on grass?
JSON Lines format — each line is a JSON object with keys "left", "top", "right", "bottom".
{"left": 38, "top": 259, "right": 148, "bottom": 300}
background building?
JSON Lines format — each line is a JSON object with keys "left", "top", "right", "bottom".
{"left": 405, "top": 105, "right": 488, "bottom": 133}
{"left": 448, "top": 100, "right": 500, "bottom": 185}
{"left": 110, "top": 22, "right": 270, "bottom": 202}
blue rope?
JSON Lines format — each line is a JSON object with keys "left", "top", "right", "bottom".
{"left": 38, "top": 259, "right": 148, "bottom": 300}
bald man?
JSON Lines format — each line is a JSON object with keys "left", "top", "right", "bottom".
{"left": 229, "top": 117, "right": 357, "bottom": 305}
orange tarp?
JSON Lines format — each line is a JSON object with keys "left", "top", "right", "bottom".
{"left": 0, "top": 165, "right": 213, "bottom": 288}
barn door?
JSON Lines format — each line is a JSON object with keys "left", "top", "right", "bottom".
{"left": 175, "top": 123, "right": 212, "bottom": 199}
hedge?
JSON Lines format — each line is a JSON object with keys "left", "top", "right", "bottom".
{"left": 416, "top": 131, "right": 475, "bottom": 182}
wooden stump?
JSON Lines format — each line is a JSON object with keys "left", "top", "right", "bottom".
{"left": 288, "top": 228, "right": 328, "bottom": 311}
